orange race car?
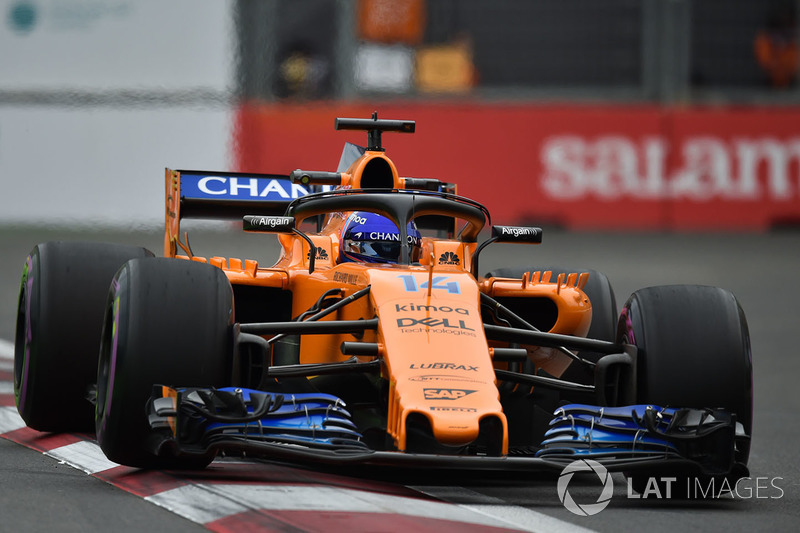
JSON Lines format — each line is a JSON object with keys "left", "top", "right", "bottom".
{"left": 14, "top": 116, "right": 752, "bottom": 491}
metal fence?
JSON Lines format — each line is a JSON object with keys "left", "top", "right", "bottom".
{"left": 236, "top": 0, "right": 800, "bottom": 105}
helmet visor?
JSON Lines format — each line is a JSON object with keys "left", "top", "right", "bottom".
{"left": 345, "top": 240, "right": 403, "bottom": 263}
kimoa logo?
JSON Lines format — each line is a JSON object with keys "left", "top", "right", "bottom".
{"left": 438, "top": 251, "right": 460, "bottom": 265}
{"left": 394, "top": 303, "right": 469, "bottom": 315}
{"left": 423, "top": 388, "right": 476, "bottom": 400}
{"left": 557, "top": 459, "right": 614, "bottom": 516}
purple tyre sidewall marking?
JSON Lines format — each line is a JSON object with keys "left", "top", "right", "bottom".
{"left": 17, "top": 255, "right": 35, "bottom": 412}
{"left": 99, "top": 277, "right": 121, "bottom": 434}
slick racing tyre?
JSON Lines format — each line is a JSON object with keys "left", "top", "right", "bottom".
{"left": 620, "top": 285, "right": 752, "bottom": 497}
{"left": 14, "top": 241, "right": 154, "bottom": 432}
{"left": 618, "top": 284, "right": 753, "bottom": 464}
{"left": 95, "top": 258, "right": 233, "bottom": 468}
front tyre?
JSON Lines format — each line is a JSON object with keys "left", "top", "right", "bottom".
{"left": 619, "top": 284, "right": 753, "bottom": 462}
{"left": 14, "top": 241, "right": 153, "bottom": 432}
{"left": 95, "top": 258, "right": 233, "bottom": 468}
{"left": 619, "top": 285, "right": 753, "bottom": 495}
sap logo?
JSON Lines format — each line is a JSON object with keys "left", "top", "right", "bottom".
{"left": 423, "top": 388, "right": 476, "bottom": 400}
{"left": 396, "top": 317, "right": 474, "bottom": 330}
{"left": 409, "top": 362, "right": 479, "bottom": 372}
{"left": 394, "top": 303, "right": 468, "bottom": 315}
{"left": 196, "top": 177, "right": 309, "bottom": 199}
{"left": 397, "top": 274, "right": 460, "bottom": 294}
{"left": 307, "top": 248, "right": 329, "bottom": 261}
{"left": 438, "top": 252, "right": 460, "bottom": 265}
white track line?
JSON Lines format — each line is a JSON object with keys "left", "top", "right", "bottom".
{"left": 148, "top": 483, "right": 530, "bottom": 529}
{"left": 0, "top": 407, "right": 26, "bottom": 433}
{"left": 410, "top": 485, "right": 598, "bottom": 533}
{"left": 46, "top": 441, "right": 120, "bottom": 475}
{"left": 0, "top": 339, "right": 14, "bottom": 360}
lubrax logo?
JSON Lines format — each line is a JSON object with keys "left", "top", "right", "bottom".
{"left": 307, "top": 248, "right": 329, "bottom": 260}
{"left": 410, "top": 363, "right": 479, "bottom": 372}
{"left": 394, "top": 303, "right": 469, "bottom": 315}
{"left": 423, "top": 388, "right": 476, "bottom": 400}
{"left": 438, "top": 251, "right": 460, "bottom": 265}
{"left": 396, "top": 317, "right": 474, "bottom": 330}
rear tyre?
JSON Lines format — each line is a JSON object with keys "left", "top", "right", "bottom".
{"left": 14, "top": 241, "right": 153, "bottom": 432}
{"left": 619, "top": 285, "right": 753, "bottom": 495}
{"left": 95, "top": 258, "right": 233, "bottom": 468}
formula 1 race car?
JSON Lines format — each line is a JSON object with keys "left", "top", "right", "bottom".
{"left": 14, "top": 115, "right": 752, "bottom": 490}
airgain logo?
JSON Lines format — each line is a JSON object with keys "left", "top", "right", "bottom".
{"left": 557, "top": 459, "right": 614, "bottom": 516}
{"left": 438, "top": 251, "right": 460, "bottom": 265}
{"left": 307, "top": 248, "right": 329, "bottom": 261}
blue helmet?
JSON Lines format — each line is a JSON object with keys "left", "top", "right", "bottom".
{"left": 339, "top": 212, "right": 422, "bottom": 264}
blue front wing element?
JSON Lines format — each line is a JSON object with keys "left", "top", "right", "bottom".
{"left": 536, "top": 404, "right": 739, "bottom": 474}
{"left": 149, "top": 387, "right": 368, "bottom": 453}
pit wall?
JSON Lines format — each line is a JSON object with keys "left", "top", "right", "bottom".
{"left": 234, "top": 102, "right": 800, "bottom": 231}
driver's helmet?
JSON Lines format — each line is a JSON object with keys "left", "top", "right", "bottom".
{"left": 339, "top": 212, "right": 421, "bottom": 264}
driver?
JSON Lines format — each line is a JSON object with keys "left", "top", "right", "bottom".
{"left": 339, "top": 211, "right": 422, "bottom": 264}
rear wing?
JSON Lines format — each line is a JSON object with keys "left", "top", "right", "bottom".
{"left": 165, "top": 169, "right": 329, "bottom": 257}
{"left": 164, "top": 166, "right": 459, "bottom": 258}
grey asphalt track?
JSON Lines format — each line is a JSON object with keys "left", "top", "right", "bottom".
{"left": 1, "top": 225, "right": 798, "bottom": 532}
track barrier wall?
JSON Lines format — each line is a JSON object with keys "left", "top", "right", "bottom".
{"left": 234, "top": 102, "right": 800, "bottom": 231}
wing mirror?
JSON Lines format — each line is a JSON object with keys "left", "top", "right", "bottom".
{"left": 471, "top": 225, "right": 543, "bottom": 278}
{"left": 243, "top": 215, "right": 295, "bottom": 233}
{"left": 243, "top": 215, "right": 318, "bottom": 273}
